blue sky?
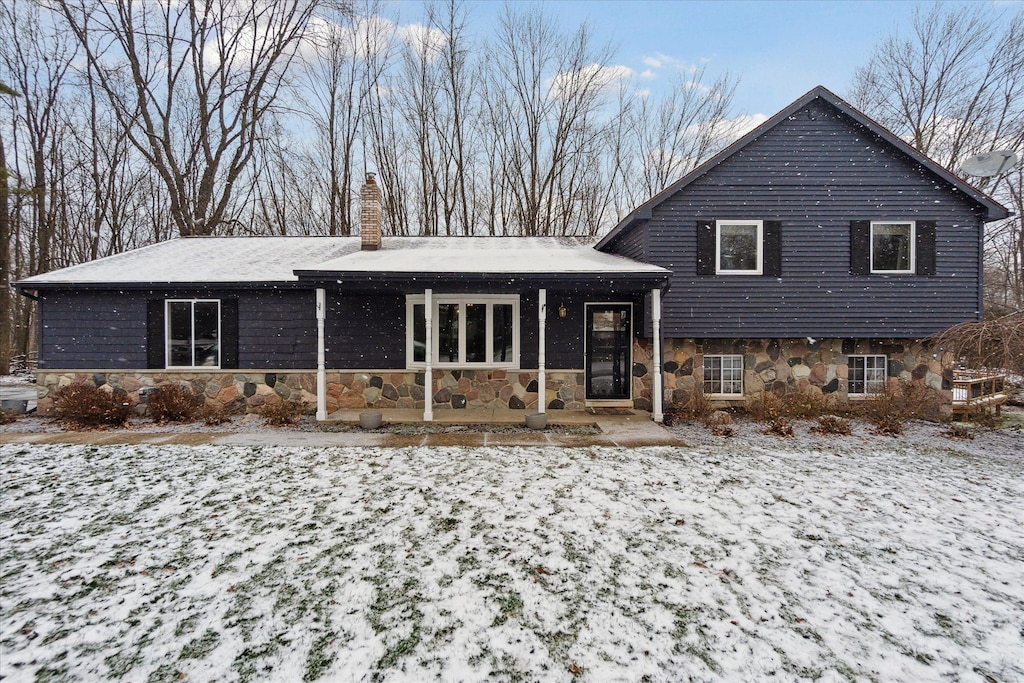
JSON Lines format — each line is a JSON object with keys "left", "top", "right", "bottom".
{"left": 404, "top": 0, "right": 1009, "bottom": 118}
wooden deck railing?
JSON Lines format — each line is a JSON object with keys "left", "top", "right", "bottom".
{"left": 951, "top": 370, "right": 1008, "bottom": 414}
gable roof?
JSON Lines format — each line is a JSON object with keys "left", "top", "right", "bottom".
{"left": 595, "top": 85, "right": 1010, "bottom": 251}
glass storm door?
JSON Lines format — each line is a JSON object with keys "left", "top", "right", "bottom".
{"left": 585, "top": 304, "right": 632, "bottom": 400}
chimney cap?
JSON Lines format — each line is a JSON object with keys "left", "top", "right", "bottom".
{"left": 365, "top": 172, "right": 376, "bottom": 184}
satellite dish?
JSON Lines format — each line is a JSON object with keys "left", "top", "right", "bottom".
{"left": 961, "top": 150, "right": 1019, "bottom": 177}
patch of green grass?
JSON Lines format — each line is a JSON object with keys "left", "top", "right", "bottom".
{"left": 303, "top": 632, "right": 336, "bottom": 681}
{"left": 179, "top": 628, "right": 220, "bottom": 659}
{"left": 492, "top": 591, "right": 523, "bottom": 626}
{"left": 145, "top": 663, "right": 184, "bottom": 683}
{"left": 174, "top": 613, "right": 200, "bottom": 638}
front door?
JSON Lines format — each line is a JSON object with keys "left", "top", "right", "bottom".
{"left": 585, "top": 303, "right": 632, "bottom": 400}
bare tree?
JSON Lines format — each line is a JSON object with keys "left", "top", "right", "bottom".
{"left": 58, "top": 0, "right": 325, "bottom": 237}
{"left": 0, "top": 81, "right": 17, "bottom": 374}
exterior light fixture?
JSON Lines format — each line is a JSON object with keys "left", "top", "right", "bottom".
{"left": 558, "top": 303, "right": 567, "bottom": 318}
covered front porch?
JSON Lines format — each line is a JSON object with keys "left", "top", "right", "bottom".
{"left": 292, "top": 236, "right": 671, "bottom": 423}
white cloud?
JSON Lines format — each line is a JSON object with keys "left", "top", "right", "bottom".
{"left": 549, "top": 63, "right": 634, "bottom": 98}
{"left": 397, "top": 22, "right": 448, "bottom": 60}
{"left": 640, "top": 69, "right": 656, "bottom": 80}
{"left": 638, "top": 52, "right": 702, "bottom": 79}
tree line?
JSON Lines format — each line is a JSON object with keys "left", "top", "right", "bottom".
{"left": 1, "top": 0, "right": 1021, "bottom": 373}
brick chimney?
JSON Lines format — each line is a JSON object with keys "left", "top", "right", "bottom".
{"left": 360, "top": 172, "right": 382, "bottom": 251}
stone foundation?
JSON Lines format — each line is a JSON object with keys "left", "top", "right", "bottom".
{"left": 644, "top": 338, "right": 954, "bottom": 406}
{"left": 34, "top": 368, "right": 587, "bottom": 416}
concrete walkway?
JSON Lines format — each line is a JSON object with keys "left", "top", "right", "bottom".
{"left": 1, "top": 409, "right": 682, "bottom": 448}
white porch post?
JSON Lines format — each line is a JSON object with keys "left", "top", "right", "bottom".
{"left": 316, "top": 288, "right": 327, "bottom": 420}
{"left": 538, "top": 289, "right": 547, "bottom": 414}
{"left": 424, "top": 288, "right": 433, "bottom": 421}
{"left": 652, "top": 288, "right": 663, "bottom": 423}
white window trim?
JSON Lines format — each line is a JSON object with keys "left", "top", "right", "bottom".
{"left": 406, "top": 294, "right": 520, "bottom": 369}
{"left": 848, "top": 354, "right": 888, "bottom": 396}
{"left": 870, "top": 220, "right": 916, "bottom": 274}
{"left": 715, "top": 219, "right": 763, "bottom": 275}
{"left": 703, "top": 353, "right": 744, "bottom": 397}
{"left": 165, "top": 299, "right": 221, "bottom": 370}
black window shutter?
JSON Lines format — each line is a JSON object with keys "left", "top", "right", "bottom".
{"left": 146, "top": 299, "right": 165, "bottom": 369}
{"left": 763, "top": 220, "right": 782, "bottom": 277}
{"left": 916, "top": 220, "right": 936, "bottom": 276}
{"left": 221, "top": 298, "right": 239, "bottom": 369}
{"left": 696, "top": 220, "right": 716, "bottom": 275}
{"left": 850, "top": 220, "right": 870, "bottom": 275}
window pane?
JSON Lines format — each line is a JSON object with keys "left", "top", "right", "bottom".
{"left": 412, "top": 304, "right": 425, "bottom": 363}
{"left": 437, "top": 303, "right": 460, "bottom": 363}
{"left": 193, "top": 302, "right": 219, "bottom": 366}
{"left": 492, "top": 304, "right": 514, "bottom": 363}
{"left": 168, "top": 302, "right": 193, "bottom": 367}
{"left": 872, "top": 223, "right": 912, "bottom": 271}
{"left": 465, "top": 302, "right": 487, "bottom": 362}
{"left": 849, "top": 356, "right": 865, "bottom": 394}
{"left": 703, "top": 356, "right": 721, "bottom": 394}
{"left": 720, "top": 224, "right": 758, "bottom": 271}
{"left": 722, "top": 355, "right": 743, "bottom": 394}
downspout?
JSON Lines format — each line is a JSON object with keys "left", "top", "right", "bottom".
{"left": 538, "top": 288, "right": 546, "bottom": 414}
{"left": 316, "top": 288, "right": 327, "bottom": 420}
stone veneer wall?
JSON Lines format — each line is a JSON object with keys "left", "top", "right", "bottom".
{"left": 647, "top": 338, "right": 953, "bottom": 406}
{"left": 33, "top": 368, "right": 587, "bottom": 415}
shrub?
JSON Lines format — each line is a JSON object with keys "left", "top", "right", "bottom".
{"left": 747, "top": 390, "right": 847, "bottom": 422}
{"left": 810, "top": 414, "right": 852, "bottom": 436}
{"left": 764, "top": 417, "right": 795, "bottom": 437}
{"left": 943, "top": 424, "right": 975, "bottom": 440}
{"left": 856, "top": 380, "right": 946, "bottom": 436}
{"left": 147, "top": 384, "right": 199, "bottom": 423}
{"left": 260, "top": 400, "right": 303, "bottom": 426}
{"left": 198, "top": 403, "right": 229, "bottom": 426}
{"left": 871, "top": 415, "right": 904, "bottom": 436}
{"left": 53, "top": 383, "right": 131, "bottom": 428}
{"left": 664, "top": 390, "right": 715, "bottom": 425}
{"left": 0, "top": 409, "right": 18, "bottom": 425}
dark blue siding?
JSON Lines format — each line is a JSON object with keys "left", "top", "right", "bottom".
{"left": 631, "top": 99, "right": 984, "bottom": 338}
{"left": 38, "top": 291, "right": 148, "bottom": 369}
{"left": 39, "top": 289, "right": 318, "bottom": 370}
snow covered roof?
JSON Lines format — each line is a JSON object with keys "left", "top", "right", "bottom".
{"left": 17, "top": 237, "right": 360, "bottom": 286}
{"left": 297, "top": 236, "right": 668, "bottom": 276}
{"left": 17, "top": 235, "right": 667, "bottom": 289}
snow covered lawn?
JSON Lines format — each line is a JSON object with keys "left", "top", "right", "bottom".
{"left": 2, "top": 430, "right": 1022, "bottom": 681}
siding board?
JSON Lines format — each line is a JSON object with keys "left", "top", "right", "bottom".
{"left": 631, "top": 99, "right": 984, "bottom": 338}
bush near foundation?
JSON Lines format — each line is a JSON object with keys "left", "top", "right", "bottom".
{"left": 663, "top": 390, "right": 715, "bottom": 425}
{"left": 53, "top": 383, "right": 131, "bottom": 428}
{"left": 855, "top": 380, "right": 946, "bottom": 436}
{"left": 260, "top": 400, "right": 304, "bottom": 426}
{"left": 747, "top": 390, "right": 846, "bottom": 422}
{"left": 147, "top": 384, "right": 200, "bottom": 423}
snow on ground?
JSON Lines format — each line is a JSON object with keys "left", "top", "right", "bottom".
{"left": 1, "top": 425, "right": 1022, "bottom": 682}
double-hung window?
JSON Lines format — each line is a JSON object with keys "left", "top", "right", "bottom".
{"left": 407, "top": 295, "right": 519, "bottom": 368}
{"left": 870, "top": 221, "right": 915, "bottom": 273}
{"left": 703, "top": 354, "right": 744, "bottom": 396}
{"left": 716, "top": 220, "right": 763, "bottom": 274}
{"left": 848, "top": 354, "right": 887, "bottom": 395}
{"left": 166, "top": 300, "right": 220, "bottom": 368}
